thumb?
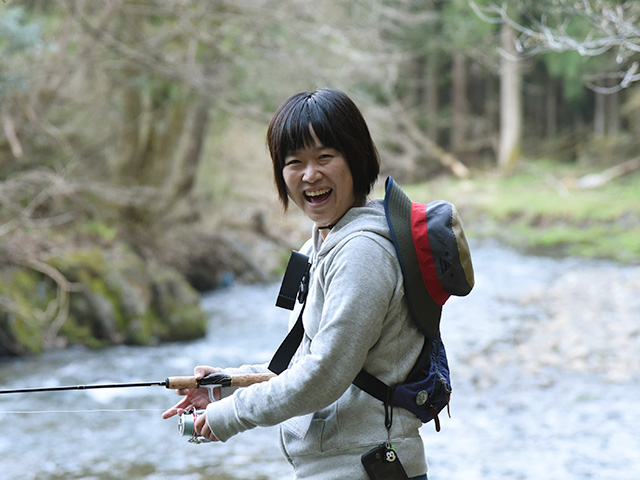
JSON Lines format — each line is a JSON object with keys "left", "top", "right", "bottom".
{"left": 193, "top": 365, "right": 219, "bottom": 380}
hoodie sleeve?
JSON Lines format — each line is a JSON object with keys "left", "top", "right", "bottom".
{"left": 205, "top": 233, "right": 401, "bottom": 442}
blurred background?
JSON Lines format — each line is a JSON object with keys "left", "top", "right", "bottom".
{"left": 0, "top": 1, "right": 638, "bottom": 479}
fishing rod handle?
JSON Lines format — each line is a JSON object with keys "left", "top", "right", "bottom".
{"left": 226, "top": 372, "right": 276, "bottom": 387}
{"left": 165, "top": 376, "right": 199, "bottom": 389}
{"left": 165, "top": 372, "right": 276, "bottom": 390}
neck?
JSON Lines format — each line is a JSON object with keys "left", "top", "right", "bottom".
{"left": 316, "top": 198, "right": 367, "bottom": 239}
{"left": 317, "top": 223, "right": 335, "bottom": 240}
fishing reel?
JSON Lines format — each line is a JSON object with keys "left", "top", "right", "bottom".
{"left": 178, "top": 409, "right": 211, "bottom": 444}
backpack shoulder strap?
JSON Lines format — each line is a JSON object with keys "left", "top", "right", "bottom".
{"left": 268, "top": 251, "right": 311, "bottom": 374}
{"left": 268, "top": 305, "right": 306, "bottom": 374}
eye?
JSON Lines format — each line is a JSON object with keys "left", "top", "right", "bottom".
{"left": 284, "top": 158, "right": 301, "bottom": 167}
{"left": 318, "top": 153, "right": 334, "bottom": 162}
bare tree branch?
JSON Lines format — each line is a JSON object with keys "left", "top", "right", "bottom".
{"left": 469, "top": 0, "right": 640, "bottom": 91}
{"left": 390, "top": 101, "right": 471, "bottom": 179}
{"left": 1, "top": 114, "right": 23, "bottom": 159}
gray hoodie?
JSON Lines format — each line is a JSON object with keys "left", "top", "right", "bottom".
{"left": 206, "top": 199, "right": 427, "bottom": 479}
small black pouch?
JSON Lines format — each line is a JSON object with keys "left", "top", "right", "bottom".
{"left": 361, "top": 443, "right": 410, "bottom": 480}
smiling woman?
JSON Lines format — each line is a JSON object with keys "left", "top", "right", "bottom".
{"left": 163, "top": 89, "right": 430, "bottom": 480}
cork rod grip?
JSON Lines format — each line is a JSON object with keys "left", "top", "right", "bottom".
{"left": 165, "top": 372, "right": 276, "bottom": 390}
{"left": 164, "top": 376, "right": 199, "bottom": 390}
{"left": 230, "top": 372, "right": 276, "bottom": 387}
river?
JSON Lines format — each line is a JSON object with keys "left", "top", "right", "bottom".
{"left": 0, "top": 243, "right": 638, "bottom": 479}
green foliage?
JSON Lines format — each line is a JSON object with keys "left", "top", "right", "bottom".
{"left": 79, "top": 220, "right": 117, "bottom": 242}
{"left": 0, "top": 6, "right": 43, "bottom": 95}
{"left": 0, "top": 268, "right": 51, "bottom": 355}
{"left": 544, "top": 51, "right": 591, "bottom": 101}
{"left": 409, "top": 158, "right": 640, "bottom": 264}
{"left": 442, "top": 0, "right": 495, "bottom": 52}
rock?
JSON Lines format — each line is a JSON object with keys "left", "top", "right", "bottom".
{"left": 0, "top": 244, "right": 208, "bottom": 356}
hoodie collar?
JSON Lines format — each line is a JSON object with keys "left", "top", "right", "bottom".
{"left": 310, "top": 198, "right": 390, "bottom": 260}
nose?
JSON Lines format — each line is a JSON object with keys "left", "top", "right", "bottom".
{"left": 302, "top": 161, "right": 322, "bottom": 183}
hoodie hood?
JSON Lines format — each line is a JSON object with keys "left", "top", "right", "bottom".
{"left": 309, "top": 198, "right": 391, "bottom": 259}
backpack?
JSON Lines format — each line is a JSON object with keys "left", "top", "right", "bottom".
{"left": 269, "top": 176, "right": 474, "bottom": 431}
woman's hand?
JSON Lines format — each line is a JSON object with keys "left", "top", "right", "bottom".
{"left": 194, "top": 410, "right": 219, "bottom": 442}
{"left": 161, "top": 365, "right": 222, "bottom": 419}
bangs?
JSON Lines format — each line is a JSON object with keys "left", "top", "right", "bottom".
{"left": 278, "top": 102, "right": 339, "bottom": 159}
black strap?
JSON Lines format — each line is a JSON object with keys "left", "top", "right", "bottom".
{"left": 352, "top": 336, "right": 430, "bottom": 402}
{"left": 276, "top": 251, "right": 311, "bottom": 310}
{"left": 268, "top": 304, "right": 306, "bottom": 374}
{"left": 269, "top": 251, "right": 310, "bottom": 374}
{"left": 352, "top": 369, "right": 390, "bottom": 404}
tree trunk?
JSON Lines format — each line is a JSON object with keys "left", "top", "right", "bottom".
{"left": 172, "top": 101, "right": 211, "bottom": 198}
{"left": 498, "top": 23, "right": 522, "bottom": 171}
{"left": 450, "top": 52, "right": 468, "bottom": 153}
{"left": 425, "top": 50, "right": 440, "bottom": 141}
{"left": 116, "top": 67, "right": 143, "bottom": 184}
{"left": 607, "top": 90, "right": 621, "bottom": 135}
{"left": 546, "top": 78, "right": 557, "bottom": 138}
{"left": 594, "top": 91, "right": 606, "bottom": 137}
{"left": 138, "top": 95, "right": 187, "bottom": 187}
{"left": 408, "top": 53, "right": 427, "bottom": 109}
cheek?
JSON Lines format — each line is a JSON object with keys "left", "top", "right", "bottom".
{"left": 282, "top": 170, "right": 300, "bottom": 202}
{"left": 338, "top": 165, "right": 355, "bottom": 195}
{"left": 282, "top": 170, "right": 294, "bottom": 191}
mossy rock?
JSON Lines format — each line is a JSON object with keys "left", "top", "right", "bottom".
{"left": 0, "top": 268, "right": 53, "bottom": 355}
{"left": 0, "top": 245, "right": 207, "bottom": 356}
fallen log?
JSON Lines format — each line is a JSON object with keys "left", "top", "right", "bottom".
{"left": 576, "top": 156, "right": 640, "bottom": 189}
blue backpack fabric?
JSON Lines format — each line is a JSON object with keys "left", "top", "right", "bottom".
{"left": 269, "top": 177, "right": 474, "bottom": 432}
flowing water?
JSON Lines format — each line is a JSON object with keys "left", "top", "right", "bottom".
{"left": 0, "top": 243, "right": 638, "bottom": 480}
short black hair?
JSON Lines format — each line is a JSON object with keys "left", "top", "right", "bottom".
{"left": 267, "top": 88, "right": 380, "bottom": 209}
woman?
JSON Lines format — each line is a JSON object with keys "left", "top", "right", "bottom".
{"left": 163, "top": 88, "right": 428, "bottom": 479}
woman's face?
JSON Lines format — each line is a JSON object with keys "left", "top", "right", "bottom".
{"left": 283, "top": 129, "right": 358, "bottom": 237}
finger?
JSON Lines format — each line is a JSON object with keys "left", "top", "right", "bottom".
{"left": 199, "top": 415, "right": 219, "bottom": 442}
{"left": 161, "top": 397, "right": 191, "bottom": 419}
{"left": 193, "top": 365, "right": 217, "bottom": 380}
{"left": 162, "top": 403, "right": 187, "bottom": 419}
{"left": 162, "top": 406, "right": 180, "bottom": 419}
{"left": 194, "top": 410, "right": 207, "bottom": 433}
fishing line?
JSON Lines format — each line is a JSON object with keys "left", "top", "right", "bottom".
{"left": 0, "top": 408, "right": 167, "bottom": 414}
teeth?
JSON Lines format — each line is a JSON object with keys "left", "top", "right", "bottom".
{"left": 306, "top": 188, "right": 331, "bottom": 197}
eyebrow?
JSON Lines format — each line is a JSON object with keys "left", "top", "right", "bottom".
{"left": 287, "top": 144, "right": 336, "bottom": 157}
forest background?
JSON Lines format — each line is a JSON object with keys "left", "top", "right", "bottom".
{"left": 1, "top": 0, "right": 639, "bottom": 356}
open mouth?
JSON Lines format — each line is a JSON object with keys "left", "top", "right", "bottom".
{"left": 305, "top": 188, "right": 332, "bottom": 204}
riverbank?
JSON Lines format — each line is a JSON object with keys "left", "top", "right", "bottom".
{"left": 1, "top": 155, "right": 636, "bottom": 358}
{"left": 400, "top": 159, "right": 640, "bottom": 264}
{"left": 223, "top": 152, "right": 640, "bottom": 268}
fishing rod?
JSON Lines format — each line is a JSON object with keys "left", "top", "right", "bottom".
{"left": 0, "top": 371, "right": 276, "bottom": 444}
{"left": 0, "top": 372, "right": 276, "bottom": 395}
